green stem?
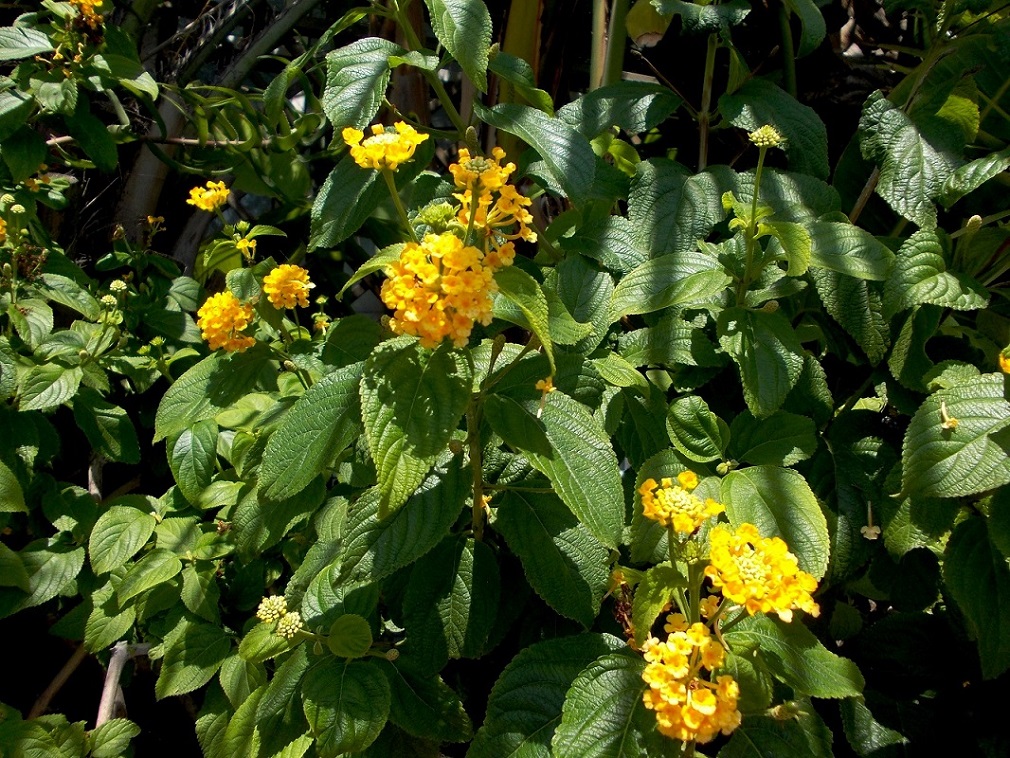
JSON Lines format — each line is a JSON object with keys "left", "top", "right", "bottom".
{"left": 951, "top": 208, "right": 1010, "bottom": 239}
{"left": 467, "top": 398, "right": 485, "bottom": 541}
{"left": 697, "top": 34, "right": 718, "bottom": 171}
{"left": 382, "top": 169, "right": 418, "bottom": 243}
{"left": 590, "top": 0, "right": 608, "bottom": 90}
{"left": 735, "top": 145, "right": 768, "bottom": 305}
{"left": 777, "top": 4, "right": 797, "bottom": 99}
{"left": 603, "top": 0, "right": 630, "bottom": 87}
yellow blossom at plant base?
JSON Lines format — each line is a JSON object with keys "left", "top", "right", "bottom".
{"left": 186, "top": 180, "right": 230, "bottom": 212}
{"left": 641, "top": 623, "right": 741, "bottom": 744}
{"left": 639, "top": 472, "right": 725, "bottom": 534}
{"left": 342, "top": 122, "right": 429, "bottom": 171}
{"left": 381, "top": 231, "right": 510, "bottom": 349}
{"left": 256, "top": 595, "right": 287, "bottom": 623}
{"left": 705, "top": 523, "right": 820, "bottom": 623}
{"left": 197, "top": 291, "right": 256, "bottom": 352}
{"left": 263, "top": 264, "right": 314, "bottom": 309}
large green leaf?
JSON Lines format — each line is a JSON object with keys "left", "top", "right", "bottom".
{"left": 666, "top": 395, "right": 729, "bottom": 463}
{"left": 0, "top": 27, "right": 54, "bottom": 60}
{"left": 557, "top": 81, "right": 681, "bottom": 138}
{"left": 520, "top": 391, "right": 625, "bottom": 549}
{"left": 618, "top": 315, "right": 722, "bottom": 369}
{"left": 155, "top": 617, "right": 231, "bottom": 699}
{"left": 719, "top": 78, "right": 829, "bottom": 179}
{"left": 489, "top": 52, "right": 554, "bottom": 114}
{"left": 309, "top": 157, "right": 381, "bottom": 250}
{"left": 883, "top": 229, "right": 988, "bottom": 318}
{"left": 323, "top": 37, "right": 402, "bottom": 129}
{"left": 468, "top": 634, "right": 624, "bottom": 758}
{"left": 493, "top": 266, "right": 555, "bottom": 373}
{"left": 611, "top": 251, "right": 729, "bottom": 319}
{"left": 377, "top": 658, "right": 472, "bottom": 742}
{"left": 494, "top": 489, "right": 610, "bottom": 627}
{"left": 839, "top": 697, "right": 909, "bottom": 755}
{"left": 72, "top": 388, "right": 140, "bottom": 464}
{"left": 652, "top": 0, "right": 750, "bottom": 33}
{"left": 728, "top": 410, "right": 817, "bottom": 467}
{"left": 90, "top": 719, "right": 141, "bottom": 758}
{"left": 298, "top": 658, "right": 389, "bottom": 755}
{"left": 806, "top": 221, "right": 893, "bottom": 281}
{"left": 0, "top": 543, "right": 29, "bottom": 590}
{"left": 941, "top": 145, "right": 1010, "bottom": 206}
{"left": 808, "top": 269, "right": 889, "bottom": 365}
{"left": 859, "top": 90, "right": 961, "bottom": 229}
{"left": 402, "top": 535, "right": 500, "bottom": 671}
{"left": 232, "top": 477, "right": 327, "bottom": 558}
{"left": 338, "top": 461, "right": 467, "bottom": 585}
{"left": 89, "top": 505, "right": 156, "bottom": 575}
{"left": 424, "top": 0, "right": 491, "bottom": 92}
{"left": 718, "top": 308, "right": 805, "bottom": 418}
{"left": 0, "top": 458, "right": 25, "bottom": 514}
{"left": 720, "top": 709, "right": 833, "bottom": 758}
{"left": 725, "top": 615, "right": 864, "bottom": 698}
{"left": 556, "top": 216, "right": 646, "bottom": 274}
{"left": 117, "top": 549, "right": 182, "bottom": 605}
{"left": 900, "top": 373, "right": 1010, "bottom": 499}
{"left": 473, "top": 102, "right": 596, "bottom": 204}
{"left": 360, "top": 338, "right": 471, "bottom": 513}
{"left": 18, "top": 363, "right": 81, "bottom": 412}
{"left": 168, "top": 419, "right": 218, "bottom": 503}
{"left": 552, "top": 649, "right": 677, "bottom": 757}
{"left": 631, "top": 563, "right": 686, "bottom": 646}
{"left": 782, "top": 0, "right": 826, "bottom": 56}
{"left": 259, "top": 362, "right": 362, "bottom": 499}
{"left": 721, "top": 465, "right": 830, "bottom": 579}
{"left": 0, "top": 540, "right": 84, "bottom": 619}
{"left": 85, "top": 581, "right": 136, "bottom": 652}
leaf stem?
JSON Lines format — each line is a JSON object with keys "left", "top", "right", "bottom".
{"left": 777, "top": 4, "right": 797, "bottom": 98}
{"left": 467, "top": 397, "right": 485, "bottom": 541}
{"left": 735, "top": 144, "right": 768, "bottom": 305}
{"left": 697, "top": 33, "right": 718, "bottom": 171}
{"left": 382, "top": 169, "right": 418, "bottom": 243}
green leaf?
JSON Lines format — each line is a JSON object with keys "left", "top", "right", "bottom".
{"left": 666, "top": 395, "right": 729, "bottom": 463}
{"left": 335, "top": 244, "right": 403, "bottom": 297}
{"left": 941, "top": 145, "right": 1010, "bottom": 206}
{"left": 0, "top": 90, "right": 33, "bottom": 142}
{"left": 9, "top": 298, "right": 53, "bottom": 349}
{"left": 377, "top": 658, "right": 472, "bottom": 742}
{"left": 220, "top": 685, "right": 264, "bottom": 756}
{"left": 259, "top": 362, "right": 361, "bottom": 499}
{"left": 558, "top": 81, "right": 681, "bottom": 138}
{"left": 473, "top": 102, "right": 597, "bottom": 204}
{"left": 71, "top": 388, "right": 139, "bottom": 464}
{"left": 720, "top": 710, "right": 833, "bottom": 758}
{"left": 859, "top": 90, "right": 960, "bottom": 229}
{"left": 520, "top": 391, "right": 625, "bottom": 549}
{"left": 309, "top": 159, "right": 381, "bottom": 251}
{"left": 493, "top": 265, "right": 555, "bottom": 373}
{"left": 402, "top": 535, "right": 500, "bottom": 669}
{"left": 808, "top": 268, "right": 889, "bottom": 365}
{"left": 469, "top": 634, "right": 624, "bottom": 758}
{"left": 557, "top": 216, "right": 646, "bottom": 274}
{"left": 839, "top": 697, "right": 909, "bottom": 754}
{"left": 339, "top": 460, "right": 467, "bottom": 585}
{"left": 233, "top": 477, "right": 326, "bottom": 559}
{"left": 591, "top": 353, "right": 647, "bottom": 390}
{"left": 0, "top": 458, "right": 25, "bottom": 513}
{"left": 552, "top": 649, "right": 676, "bottom": 757}
{"left": 89, "top": 505, "right": 156, "bottom": 575}
{"left": 302, "top": 659, "right": 390, "bottom": 756}
{"left": 323, "top": 37, "right": 402, "bottom": 129}
{"left": 0, "top": 541, "right": 84, "bottom": 619}
{"left": 238, "top": 623, "right": 292, "bottom": 664}
{"left": 85, "top": 581, "right": 136, "bottom": 652}
{"left": 719, "top": 78, "right": 829, "bottom": 179}
{"left": 631, "top": 563, "right": 686, "bottom": 646}
{"left": 424, "top": 0, "right": 492, "bottom": 92}
{"left": 327, "top": 614, "right": 373, "bottom": 658}
{"left": 360, "top": 338, "right": 471, "bottom": 513}
{"left": 728, "top": 410, "right": 817, "bottom": 467}
{"left": 725, "top": 615, "right": 864, "bottom": 698}
{"left": 89, "top": 719, "right": 141, "bottom": 758}
{"left": 765, "top": 220, "right": 811, "bottom": 276}
{"left": 0, "top": 542, "right": 29, "bottom": 590}
{"left": 18, "top": 363, "right": 81, "bottom": 412}
{"left": 65, "top": 95, "right": 117, "bottom": 172}
{"left": 618, "top": 315, "right": 722, "bottom": 369}
{"left": 807, "top": 221, "right": 893, "bottom": 281}
{"left": 117, "top": 549, "right": 182, "bottom": 605}
{"left": 721, "top": 465, "right": 830, "bottom": 578}
{"left": 901, "top": 373, "right": 1010, "bottom": 498}
{"left": 0, "top": 27, "right": 54, "bottom": 60}
{"left": 495, "top": 489, "right": 610, "bottom": 627}
{"left": 883, "top": 229, "right": 988, "bottom": 318}
{"left": 1, "top": 127, "right": 46, "bottom": 183}
{"left": 652, "top": 0, "right": 750, "bottom": 33}
{"left": 488, "top": 52, "right": 554, "bottom": 114}
{"left": 611, "top": 251, "right": 730, "bottom": 319}
{"left": 168, "top": 419, "right": 218, "bottom": 503}
{"left": 182, "top": 565, "right": 220, "bottom": 623}
{"left": 155, "top": 617, "right": 231, "bottom": 699}
{"left": 718, "top": 308, "right": 805, "bottom": 418}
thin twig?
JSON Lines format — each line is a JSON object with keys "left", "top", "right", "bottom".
{"left": 96, "top": 643, "right": 151, "bottom": 727}
{"left": 848, "top": 166, "right": 880, "bottom": 224}
{"left": 28, "top": 644, "right": 89, "bottom": 719}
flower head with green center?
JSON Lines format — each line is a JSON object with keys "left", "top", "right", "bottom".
{"left": 641, "top": 623, "right": 741, "bottom": 744}
{"left": 639, "top": 472, "right": 725, "bottom": 534}
{"left": 748, "top": 125, "right": 783, "bottom": 149}
{"left": 276, "top": 611, "right": 303, "bottom": 639}
{"left": 381, "top": 231, "right": 510, "bottom": 349}
{"left": 197, "top": 291, "right": 256, "bottom": 352}
{"left": 342, "top": 122, "right": 429, "bottom": 171}
{"left": 100, "top": 294, "right": 117, "bottom": 308}
{"left": 186, "top": 180, "right": 229, "bottom": 212}
{"left": 704, "top": 523, "right": 819, "bottom": 622}
{"left": 263, "top": 264, "right": 314, "bottom": 310}
{"left": 449, "top": 147, "right": 515, "bottom": 192}
{"left": 256, "top": 595, "right": 287, "bottom": 623}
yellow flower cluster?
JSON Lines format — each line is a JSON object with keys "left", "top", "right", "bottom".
{"left": 263, "top": 264, "right": 314, "bottom": 310}
{"left": 639, "top": 471, "right": 725, "bottom": 534}
{"left": 450, "top": 148, "right": 535, "bottom": 267}
{"left": 70, "top": 0, "right": 103, "bottom": 27}
{"left": 999, "top": 352, "right": 1010, "bottom": 374}
{"left": 342, "top": 122, "right": 429, "bottom": 171}
{"left": 256, "top": 595, "right": 303, "bottom": 638}
{"left": 186, "top": 180, "right": 229, "bottom": 212}
{"left": 749, "top": 125, "right": 783, "bottom": 148}
{"left": 381, "top": 231, "right": 507, "bottom": 348}
{"left": 641, "top": 622, "right": 741, "bottom": 744}
{"left": 704, "top": 523, "right": 820, "bottom": 623}
{"left": 197, "top": 291, "right": 256, "bottom": 352}
{"left": 276, "top": 611, "right": 304, "bottom": 639}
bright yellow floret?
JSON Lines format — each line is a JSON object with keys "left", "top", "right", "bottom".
{"left": 186, "top": 180, "right": 230, "bottom": 212}
{"left": 704, "top": 523, "right": 819, "bottom": 623}
{"left": 638, "top": 473, "right": 725, "bottom": 534}
{"left": 263, "top": 264, "right": 314, "bottom": 310}
{"left": 342, "top": 122, "right": 429, "bottom": 171}
{"left": 197, "top": 291, "right": 256, "bottom": 352}
{"left": 256, "top": 595, "right": 287, "bottom": 623}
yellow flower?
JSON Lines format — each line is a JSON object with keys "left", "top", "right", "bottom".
{"left": 381, "top": 231, "right": 505, "bottom": 349}
{"left": 536, "top": 377, "right": 556, "bottom": 393}
{"left": 699, "top": 595, "right": 721, "bottom": 619}
{"left": 186, "top": 180, "right": 230, "bottom": 212}
{"left": 263, "top": 264, "right": 314, "bottom": 310}
{"left": 342, "top": 122, "right": 429, "bottom": 171}
{"left": 999, "top": 352, "right": 1010, "bottom": 374}
{"left": 70, "top": 0, "right": 103, "bottom": 27}
{"left": 197, "top": 291, "right": 256, "bottom": 352}
{"left": 748, "top": 125, "right": 783, "bottom": 148}
{"left": 256, "top": 595, "right": 287, "bottom": 623}
{"left": 449, "top": 147, "right": 515, "bottom": 192}
{"left": 276, "top": 611, "right": 303, "bottom": 639}
{"left": 638, "top": 474, "right": 725, "bottom": 534}
{"left": 0, "top": 217, "right": 8, "bottom": 243}
{"left": 641, "top": 625, "right": 741, "bottom": 744}
{"left": 236, "top": 237, "right": 257, "bottom": 260}
{"left": 704, "top": 523, "right": 820, "bottom": 623}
